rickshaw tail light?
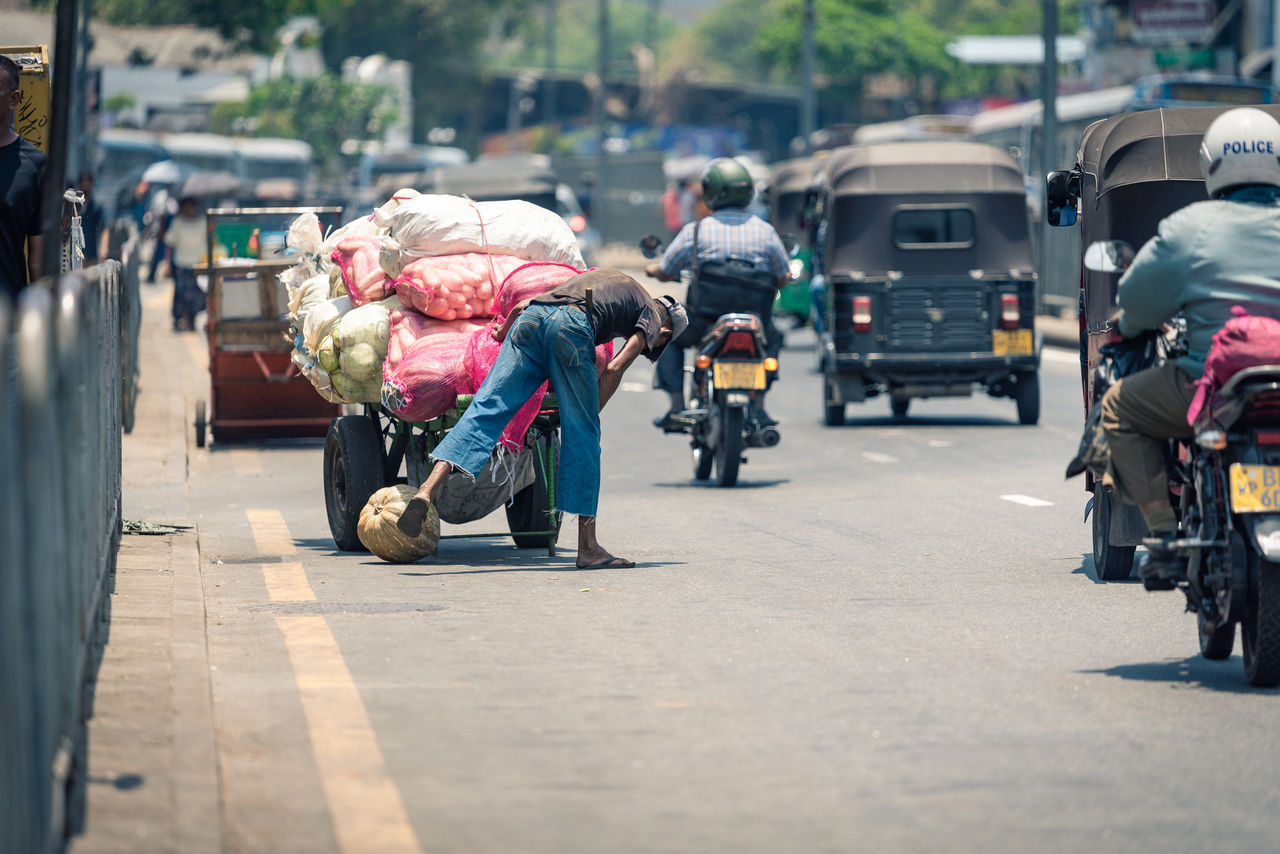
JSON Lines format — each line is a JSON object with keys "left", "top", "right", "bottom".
{"left": 695, "top": 354, "right": 712, "bottom": 369}
{"left": 764, "top": 357, "right": 779, "bottom": 372}
{"left": 723, "top": 331, "right": 756, "bottom": 355}
{"left": 1000, "top": 294, "right": 1020, "bottom": 330}
{"left": 852, "top": 296, "right": 872, "bottom": 332}
{"left": 1256, "top": 430, "right": 1280, "bottom": 445}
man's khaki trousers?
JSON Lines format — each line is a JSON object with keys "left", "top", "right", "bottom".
{"left": 1099, "top": 360, "right": 1197, "bottom": 506}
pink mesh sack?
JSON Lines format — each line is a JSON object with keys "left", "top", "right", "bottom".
{"left": 392, "top": 253, "right": 523, "bottom": 321}
{"left": 332, "top": 234, "right": 391, "bottom": 307}
{"left": 380, "top": 332, "right": 471, "bottom": 422}
{"left": 1188, "top": 306, "right": 1280, "bottom": 427}
{"left": 491, "top": 262, "right": 585, "bottom": 316}
{"left": 386, "top": 309, "right": 487, "bottom": 370}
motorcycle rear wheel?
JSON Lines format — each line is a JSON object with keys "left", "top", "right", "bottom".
{"left": 1242, "top": 556, "right": 1280, "bottom": 687}
{"left": 715, "top": 407, "right": 744, "bottom": 487}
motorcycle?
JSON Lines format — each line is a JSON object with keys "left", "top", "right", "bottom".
{"left": 640, "top": 235, "right": 781, "bottom": 487}
{"left": 1085, "top": 241, "right": 1280, "bottom": 687}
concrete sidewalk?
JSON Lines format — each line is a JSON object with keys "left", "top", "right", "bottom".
{"left": 72, "top": 280, "right": 220, "bottom": 854}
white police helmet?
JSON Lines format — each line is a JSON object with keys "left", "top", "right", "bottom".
{"left": 1199, "top": 107, "right": 1280, "bottom": 197}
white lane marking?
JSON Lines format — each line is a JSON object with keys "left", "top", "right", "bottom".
{"left": 1041, "top": 348, "right": 1079, "bottom": 365}
{"left": 862, "top": 452, "right": 899, "bottom": 464}
{"left": 620, "top": 381, "right": 650, "bottom": 393}
{"left": 1001, "top": 494, "right": 1054, "bottom": 507}
{"left": 929, "top": 440, "right": 951, "bottom": 448}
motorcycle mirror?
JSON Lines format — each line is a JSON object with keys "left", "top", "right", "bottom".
{"left": 1083, "top": 240, "right": 1135, "bottom": 274}
{"left": 639, "top": 234, "right": 662, "bottom": 259}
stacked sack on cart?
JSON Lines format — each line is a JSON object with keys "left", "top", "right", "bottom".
{"left": 279, "top": 188, "right": 614, "bottom": 452}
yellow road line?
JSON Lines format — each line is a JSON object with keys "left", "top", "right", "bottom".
{"left": 246, "top": 508, "right": 316, "bottom": 602}
{"left": 276, "top": 616, "right": 425, "bottom": 854}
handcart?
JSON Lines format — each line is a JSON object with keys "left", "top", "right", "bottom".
{"left": 322, "top": 395, "right": 563, "bottom": 557}
{"left": 195, "top": 206, "right": 344, "bottom": 445}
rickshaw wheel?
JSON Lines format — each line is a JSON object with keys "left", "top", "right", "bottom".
{"left": 194, "top": 400, "right": 207, "bottom": 448}
{"left": 507, "top": 432, "right": 562, "bottom": 550}
{"left": 324, "top": 416, "right": 386, "bottom": 552}
{"left": 1015, "top": 370, "right": 1041, "bottom": 425}
{"left": 1091, "top": 483, "right": 1136, "bottom": 581}
{"left": 822, "top": 377, "right": 845, "bottom": 426}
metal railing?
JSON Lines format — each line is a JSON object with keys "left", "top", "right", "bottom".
{"left": 1, "top": 256, "right": 131, "bottom": 853}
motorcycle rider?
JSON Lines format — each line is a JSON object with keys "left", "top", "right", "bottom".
{"left": 1100, "top": 107, "right": 1280, "bottom": 586}
{"left": 645, "top": 156, "right": 790, "bottom": 429}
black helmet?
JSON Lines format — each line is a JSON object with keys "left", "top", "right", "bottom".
{"left": 700, "top": 157, "right": 754, "bottom": 210}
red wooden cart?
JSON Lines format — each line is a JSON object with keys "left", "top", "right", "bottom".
{"left": 194, "top": 206, "right": 344, "bottom": 445}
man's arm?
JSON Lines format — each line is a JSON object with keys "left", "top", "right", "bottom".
{"left": 492, "top": 298, "right": 533, "bottom": 342}
{"left": 1115, "top": 216, "right": 1190, "bottom": 337}
{"left": 597, "top": 330, "right": 647, "bottom": 411}
{"left": 27, "top": 235, "right": 42, "bottom": 283}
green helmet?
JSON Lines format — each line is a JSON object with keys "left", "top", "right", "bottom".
{"left": 700, "top": 157, "right": 754, "bottom": 210}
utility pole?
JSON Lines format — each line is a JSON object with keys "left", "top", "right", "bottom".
{"left": 543, "top": 0, "right": 556, "bottom": 131}
{"left": 1040, "top": 0, "right": 1059, "bottom": 316}
{"left": 801, "top": 0, "right": 816, "bottom": 154}
{"left": 594, "top": 0, "right": 610, "bottom": 239}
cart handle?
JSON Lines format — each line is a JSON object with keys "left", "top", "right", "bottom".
{"left": 252, "top": 351, "right": 299, "bottom": 383}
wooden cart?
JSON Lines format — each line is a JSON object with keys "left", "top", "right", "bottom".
{"left": 194, "top": 206, "right": 344, "bottom": 445}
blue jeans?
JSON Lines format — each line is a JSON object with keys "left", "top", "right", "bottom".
{"left": 431, "top": 304, "right": 601, "bottom": 516}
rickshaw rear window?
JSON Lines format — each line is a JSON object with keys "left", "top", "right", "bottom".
{"left": 892, "top": 207, "right": 975, "bottom": 249}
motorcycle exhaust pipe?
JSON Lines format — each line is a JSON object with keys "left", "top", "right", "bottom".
{"left": 747, "top": 427, "right": 781, "bottom": 448}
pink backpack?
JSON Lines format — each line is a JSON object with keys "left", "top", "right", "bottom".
{"left": 1187, "top": 306, "right": 1280, "bottom": 426}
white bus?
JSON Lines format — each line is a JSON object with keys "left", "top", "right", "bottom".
{"left": 162, "top": 132, "right": 243, "bottom": 176}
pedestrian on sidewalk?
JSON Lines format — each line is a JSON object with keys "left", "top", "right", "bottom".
{"left": 164, "top": 196, "right": 207, "bottom": 331}
{"left": 0, "top": 54, "right": 46, "bottom": 298}
{"left": 397, "top": 269, "right": 688, "bottom": 569}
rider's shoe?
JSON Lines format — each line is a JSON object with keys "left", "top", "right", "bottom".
{"left": 753, "top": 409, "right": 778, "bottom": 427}
{"left": 1138, "top": 533, "right": 1186, "bottom": 591}
{"left": 653, "top": 411, "right": 683, "bottom": 432}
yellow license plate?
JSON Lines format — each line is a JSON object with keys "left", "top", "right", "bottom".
{"left": 713, "top": 361, "right": 766, "bottom": 390}
{"left": 992, "top": 329, "right": 1033, "bottom": 356}
{"left": 1229, "top": 464, "right": 1280, "bottom": 513}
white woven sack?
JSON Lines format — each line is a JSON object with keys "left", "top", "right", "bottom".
{"left": 386, "top": 194, "right": 584, "bottom": 268}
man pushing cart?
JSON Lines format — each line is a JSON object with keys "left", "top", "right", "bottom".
{"left": 397, "top": 269, "right": 687, "bottom": 569}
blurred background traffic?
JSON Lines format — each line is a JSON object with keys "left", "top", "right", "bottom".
{"left": 7, "top": 0, "right": 1280, "bottom": 303}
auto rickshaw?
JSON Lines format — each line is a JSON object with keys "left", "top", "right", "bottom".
{"left": 766, "top": 156, "right": 819, "bottom": 326}
{"left": 1046, "top": 104, "right": 1280, "bottom": 580}
{"left": 818, "top": 141, "right": 1039, "bottom": 425}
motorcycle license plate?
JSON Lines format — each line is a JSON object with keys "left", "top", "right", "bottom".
{"left": 713, "top": 361, "right": 766, "bottom": 390}
{"left": 1229, "top": 463, "right": 1280, "bottom": 513}
{"left": 992, "top": 329, "right": 1033, "bottom": 356}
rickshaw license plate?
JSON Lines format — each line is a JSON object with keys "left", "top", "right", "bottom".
{"left": 1229, "top": 464, "right": 1280, "bottom": 513}
{"left": 713, "top": 361, "right": 766, "bottom": 390}
{"left": 992, "top": 329, "right": 1033, "bottom": 356}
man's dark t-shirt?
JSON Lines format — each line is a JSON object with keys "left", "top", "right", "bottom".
{"left": 0, "top": 136, "right": 47, "bottom": 298}
{"left": 532, "top": 269, "right": 669, "bottom": 361}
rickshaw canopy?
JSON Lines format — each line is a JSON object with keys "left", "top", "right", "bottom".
{"left": 822, "top": 141, "right": 1032, "bottom": 277}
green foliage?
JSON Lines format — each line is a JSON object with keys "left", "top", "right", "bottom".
{"left": 680, "top": 0, "right": 1083, "bottom": 105}
{"left": 92, "top": 0, "right": 313, "bottom": 52}
{"left": 484, "top": 0, "right": 676, "bottom": 77}
{"left": 211, "top": 74, "right": 396, "bottom": 174}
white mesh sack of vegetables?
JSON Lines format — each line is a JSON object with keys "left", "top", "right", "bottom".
{"left": 421, "top": 444, "right": 536, "bottom": 526}
{"left": 383, "top": 194, "right": 584, "bottom": 269}
{"left": 314, "top": 296, "right": 399, "bottom": 404}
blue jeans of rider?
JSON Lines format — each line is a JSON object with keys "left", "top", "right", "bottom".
{"left": 430, "top": 304, "right": 601, "bottom": 517}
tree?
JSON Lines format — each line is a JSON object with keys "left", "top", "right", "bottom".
{"left": 211, "top": 74, "right": 396, "bottom": 176}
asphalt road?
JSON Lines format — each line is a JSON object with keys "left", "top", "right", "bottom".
{"left": 182, "top": 322, "right": 1280, "bottom": 854}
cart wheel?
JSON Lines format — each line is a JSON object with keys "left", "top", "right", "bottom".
{"left": 507, "top": 432, "right": 563, "bottom": 549}
{"left": 324, "top": 415, "right": 386, "bottom": 552}
{"left": 194, "top": 400, "right": 207, "bottom": 448}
